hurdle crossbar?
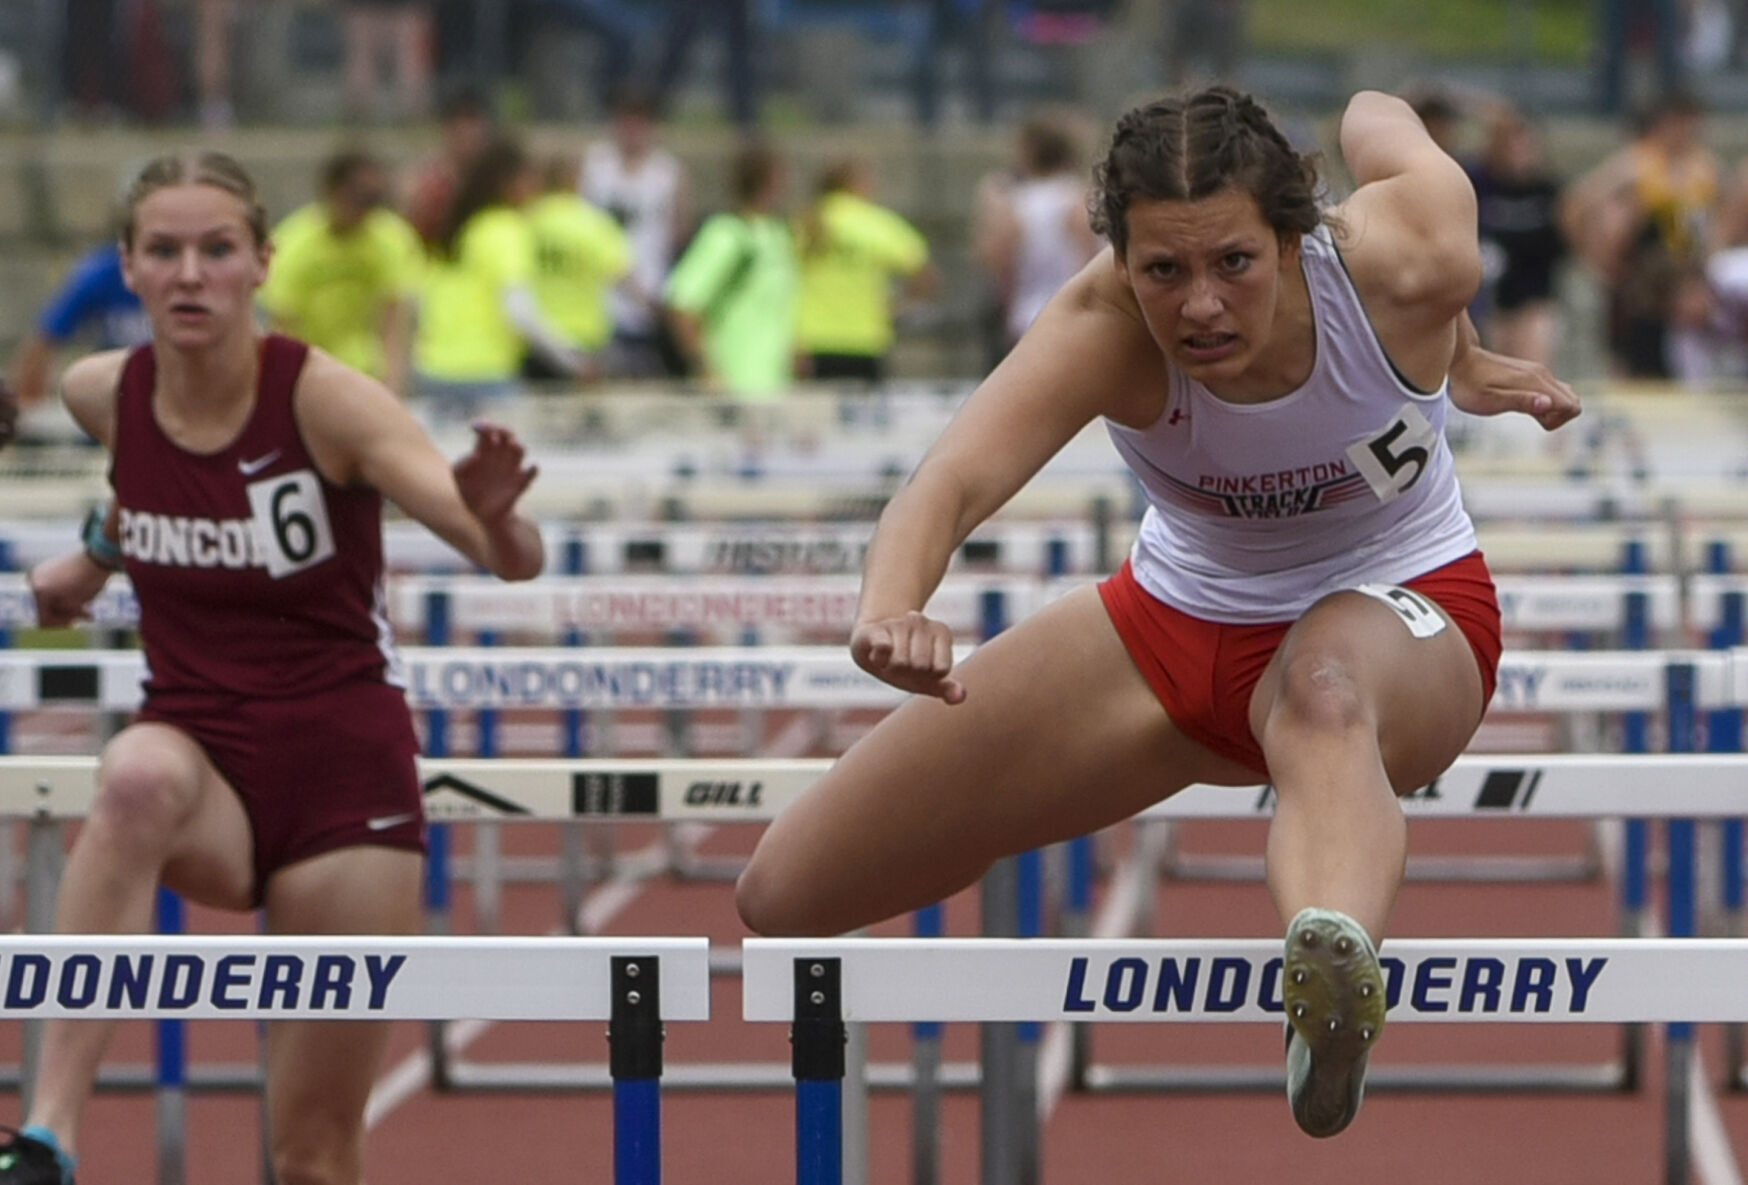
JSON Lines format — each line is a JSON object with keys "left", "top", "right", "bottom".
{"left": 0, "top": 571, "right": 1687, "bottom": 633}
{"left": 5, "top": 752, "right": 1748, "bottom": 822}
{"left": 3, "top": 751, "right": 1746, "bottom": 827}
{"left": 0, "top": 935, "right": 709, "bottom": 1020}
{"left": 0, "top": 934, "right": 704, "bottom": 1185}
{"left": 0, "top": 647, "right": 1731, "bottom": 712}
{"left": 743, "top": 937, "right": 1748, "bottom": 1023}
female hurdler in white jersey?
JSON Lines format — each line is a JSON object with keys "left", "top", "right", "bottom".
{"left": 738, "top": 88, "right": 1580, "bottom": 1139}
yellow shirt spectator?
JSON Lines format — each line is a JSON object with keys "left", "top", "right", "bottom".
{"left": 259, "top": 204, "right": 422, "bottom": 382}
{"left": 415, "top": 205, "right": 538, "bottom": 381}
{"left": 794, "top": 189, "right": 930, "bottom": 359}
{"left": 528, "top": 191, "right": 633, "bottom": 351}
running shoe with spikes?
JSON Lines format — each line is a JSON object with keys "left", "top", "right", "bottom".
{"left": 0, "top": 1127, "right": 70, "bottom": 1185}
{"left": 1282, "top": 907, "right": 1386, "bottom": 1138}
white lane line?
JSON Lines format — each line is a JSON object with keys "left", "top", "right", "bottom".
{"left": 1692, "top": 1045, "right": 1745, "bottom": 1185}
{"left": 1631, "top": 906, "right": 1741, "bottom": 1185}
{"left": 369, "top": 710, "right": 815, "bottom": 1126}
{"left": 365, "top": 833, "right": 693, "bottom": 1129}
{"left": 1037, "top": 822, "right": 1170, "bottom": 1120}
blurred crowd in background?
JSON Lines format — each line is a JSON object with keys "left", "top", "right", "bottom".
{"left": 15, "top": 0, "right": 1748, "bottom": 413}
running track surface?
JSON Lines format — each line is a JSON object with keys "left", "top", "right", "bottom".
{"left": 8, "top": 813, "right": 1748, "bottom": 1184}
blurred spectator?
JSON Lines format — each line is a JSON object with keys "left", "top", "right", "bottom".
{"left": 61, "top": 0, "right": 125, "bottom": 122}
{"left": 912, "top": 0, "right": 1001, "bottom": 126}
{"left": 650, "top": 0, "right": 758, "bottom": 129}
{"left": 403, "top": 86, "right": 496, "bottom": 248}
{"left": 664, "top": 142, "right": 797, "bottom": 399}
{"left": 7, "top": 243, "right": 150, "bottom": 408}
{"left": 1562, "top": 90, "right": 1719, "bottom": 377}
{"left": 1684, "top": 0, "right": 1733, "bottom": 73}
{"left": 793, "top": 156, "right": 937, "bottom": 383}
{"left": 525, "top": 154, "right": 632, "bottom": 381}
{"left": 195, "top": 0, "right": 237, "bottom": 129}
{"left": 258, "top": 149, "right": 425, "bottom": 396}
{"left": 1407, "top": 85, "right": 1569, "bottom": 369}
{"left": 1706, "top": 146, "right": 1748, "bottom": 248}
{"left": 1597, "top": 0, "right": 1685, "bottom": 116}
{"left": 974, "top": 110, "right": 1100, "bottom": 355}
{"left": 1469, "top": 108, "right": 1569, "bottom": 369}
{"left": 343, "top": 0, "right": 435, "bottom": 123}
{"left": 413, "top": 137, "right": 589, "bottom": 420}
{"left": 1663, "top": 245, "right": 1748, "bottom": 383}
{"left": 509, "top": 0, "right": 638, "bottom": 115}
{"left": 1407, "top": 89, "right": 1464, "bottom": 158}
{"left": 582, "top": 86, "right": 693, "bottom": 377}
{"left": 1165, "top": 0, "right": 1244, "bottom": 85}
{"left": 968, "top": 165, "right": 1018, "bottom": 372}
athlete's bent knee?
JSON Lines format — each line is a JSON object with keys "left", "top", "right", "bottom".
{"left": 1266, "top": 650, "right": 1371, "bottom": 738}
{"left": 735, "top": 857, "right": 788, "bottom": 936}
{"left": 89, "top": 749, "right": 203, "bottom": 854}
{"left": 736, "top": 854, "right": 827, "bottom": 937}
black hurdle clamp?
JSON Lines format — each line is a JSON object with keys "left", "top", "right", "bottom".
{"left": 791, "top": 957, "right": 846, "bottom": 1081}
{"left": 610, "top": 955, "right": 665, "bottom": 1080}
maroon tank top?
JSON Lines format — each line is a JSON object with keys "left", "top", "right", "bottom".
{"left": 111, "top": 335, "right": 400, "bottom": 700}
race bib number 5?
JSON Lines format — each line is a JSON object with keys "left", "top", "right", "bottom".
{"left": 1347, "top": 403, "right": 1438, "bottom": 503}
{"left": 247, "top": 470, "right": 336, "bottom": 578}
{"left": 1355, "top": 583, "right": 1448, "bottom": 639}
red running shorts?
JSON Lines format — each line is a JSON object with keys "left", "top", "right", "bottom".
{"left": 1097, "top": 550, "right": 1503, "bottom": 778}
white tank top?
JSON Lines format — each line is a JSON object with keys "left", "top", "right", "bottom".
{"left": 1106, "top": 224, "right": 1478, "bottom": 623}
{"left": 1006, "top": 174, "right": 1092, "bottom": 342}
{"left": 582, "top": 142, "right": 684, "bottom": 336}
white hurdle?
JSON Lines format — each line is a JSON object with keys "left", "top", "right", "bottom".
{"left": 744, "top": 937, "right": 1744, "bottom": 1185}
{"left": 8, "top": 751, "right": 1748, "bottom": 822}
{"left": 0, "top": 934, "right": 709, "bottom": 1021}
{"left": 0, "top": 934, "right": 708, "bottom": 1185}
{"left": 742, "top": 936, "right": 1748, "bottom": 1025}
{"left": 0, "top": 645, "right": 1734, "bottom": 713}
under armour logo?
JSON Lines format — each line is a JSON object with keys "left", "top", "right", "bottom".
{"left": 1167, "top": 408, "right": 1189, "bottom": 426}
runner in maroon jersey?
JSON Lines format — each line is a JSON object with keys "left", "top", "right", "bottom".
{"left": 10, "top": 151, "right": 543, "bottom": 1185}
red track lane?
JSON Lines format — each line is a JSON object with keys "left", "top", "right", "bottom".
{"left": 5, "top": 815, "right": 1746, "bottom": 1182}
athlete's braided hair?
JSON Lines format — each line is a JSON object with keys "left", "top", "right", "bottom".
{"left": 1090, "top": 87, "right": 1323, "bottom": 257}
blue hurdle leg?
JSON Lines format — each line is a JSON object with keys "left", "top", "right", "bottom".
{"left": 155, "top": 888, "right": 187, "bottom": 1185}
{"left": 610, "top": 955, "right": 665, "bottom": 1185}
{"left": 792, "top": 958, "right": 845, "bottom": 1185}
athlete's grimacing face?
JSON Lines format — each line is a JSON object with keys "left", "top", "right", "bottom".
{"left": 123, "top": 184, "right": 270, "bottom": 348}
{"left": 1116, "top": 188, "right": 1301, "bottom": 384}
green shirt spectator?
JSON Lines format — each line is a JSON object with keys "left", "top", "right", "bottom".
{"left": 664, "top": 142, "right": 796, "bottom": 401}
{"left": 666, "top": 210, "right": 797, "bottom": 400}
{"left": 528, "top": 189, "right": 633, "bottom": 353}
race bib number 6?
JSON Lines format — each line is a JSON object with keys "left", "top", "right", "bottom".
{"left": 247, "top": 470, "right": 336, "bottom": 578}
{"left": 1347, "top": 403, "right": 1438, "bottom": 503}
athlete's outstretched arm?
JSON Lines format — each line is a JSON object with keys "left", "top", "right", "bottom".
{"left": 26, "top": 352, "right": 129, "bottom": 625}
{"left": 1448, "top": 312, "right": 1581, "bottom": 431}
{"left": 294, "top": 350, "right": 544, "bottom": 580}
{"left": 853, "top": 255, "right": 1160, "bottom": 700}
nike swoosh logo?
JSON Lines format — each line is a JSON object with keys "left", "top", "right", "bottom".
{"left": 238, "top": 449, "right": 283, "bottom": 476}
{"left": 365, "top": 812, "right": 418, "bottom": 832}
